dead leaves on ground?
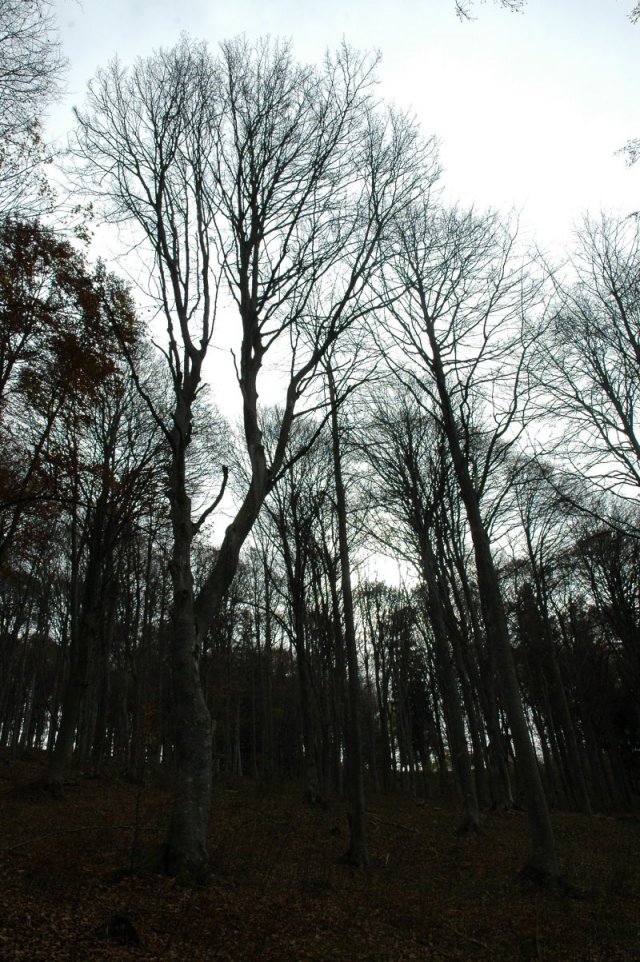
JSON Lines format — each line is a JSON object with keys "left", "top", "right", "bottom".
{"left": 0, "top": 754, "right": 639, "bottom": 962}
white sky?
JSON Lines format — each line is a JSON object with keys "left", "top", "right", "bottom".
{"left": 50, "top": 0, "right": 639, "bottom": 255}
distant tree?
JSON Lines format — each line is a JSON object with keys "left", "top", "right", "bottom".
{"left": 522, "top": 514, "right": 640, "bottom": 810}
{"left": 357, "top": 581, "right": 439, "bottom": 795}
{"left": 0, "top": 221, "right": 158, "bottom": 781}
{"left": 42, "top": 367, "right": 164, "bottom": 792}
{"left": 357, "top": 581, "right": 395, "bottom": 792}
{"left": 326, "top": 361, "right": 369, "bottom": 865}
{"left": 506, "top": 459, "right": 592, "bottom": 812}
{"left": 570, "top": 524, "right": 640, "bottom": 804}
{"left": 260, "top": 415, "right": 334, "bottom": 804}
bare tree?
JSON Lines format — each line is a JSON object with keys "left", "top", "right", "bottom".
{"left": 326, "top": 361, "right": 369, "bottom": 865}
{"left": 72, "top": 36, "right": 429, "bottom": 880}
{"left": 455, "top": 0, "right": 525, "bottom": 19}
{"left": 0, "top": 0, "right": 65, "bottom": 214}
{"left": 258, "top": 414, "right": 333, "bottom": 805}
{"left": 537, "top": 214, "right": 640, "bottom": 508}
{"left": 380, "top": 201, "right": 560, "bottom": 880}
{"left": 42, "top": 366, "right": 163, "bottom": 792}
{"left": 0, "top": 0, "right": 63, "bottom": 137}
{"left": 508, "top": 459, "right": 592, "bottom": 813}
{"left": 362, "top": 391, "right": 481, "bottom": 834}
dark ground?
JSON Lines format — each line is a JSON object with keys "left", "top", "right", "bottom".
{"left": 1, "top": 753, "right": 638, "bottom": 961}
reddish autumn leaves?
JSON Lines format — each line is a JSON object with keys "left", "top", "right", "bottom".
{"left": 0, "top": 219, "right": 139, "bottom": 560}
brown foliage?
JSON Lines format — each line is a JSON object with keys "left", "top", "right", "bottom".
{"left": 0, "top": 220, "right": 137, "bottom": 405}
{"left": 0, "top": 219, "right": 140, "bottom": 553}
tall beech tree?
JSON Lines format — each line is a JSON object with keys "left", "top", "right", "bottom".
{"left": 381, "top": 203, "right": 559, "bottom": 880}
{"left": 326, "top": 362, "right": 369, "bottom": 865}
{"left": 72, "top": 36, "right": 428, "bottom": 879}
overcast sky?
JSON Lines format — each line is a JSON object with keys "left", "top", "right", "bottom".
{"left": 50, "top": 0, "right": 639, "bottom": 254}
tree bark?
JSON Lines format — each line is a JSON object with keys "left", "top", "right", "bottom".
{"left": 163, "top": 448, "right": 212, "bottom": 882}
{"left": 328, "top": 365, "right": 369, "bottom": 867}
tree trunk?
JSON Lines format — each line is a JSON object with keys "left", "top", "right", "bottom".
{"left": 163, "top": 462, "right": 212, "bottom": 882}
{"left": 418, "top": 535, "right": 480, "bottom": 833}
{"left": 328, "top": 366, "right": 368, "bottom": 867}
{"left": 45, "top": 496, "right": 102, "bottom": 791}
{"left": 428, "top": 335, "right": 559, "bottom": 879}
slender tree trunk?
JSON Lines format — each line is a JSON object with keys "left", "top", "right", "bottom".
{"left": 428, "top": 336, "right": 559, "bottom": 879}
{"left": 462, "top": 506, "right": 557, "bottom": 875}
{"left": 261, "top": 562, "right": 275, "bottom": 782}
{"left": 418, "top": 536, "right": 480, "bottom": 833}
{"left": 363, "top": 648, "right": 380, "bottom": 794}
{"left": 429, "top": 667, "right": 450, "bottom": 799}
{"left": 295, "top": 644, "right": 322, "bottom": 802}
{"left": 519, "top": 559, "right": 592, "bottom": 813}
{"left": 537, "top": 616, "right": 592, "bottom": 813}
{"left": 328, "top": 366, "right": 368, "bottom": 867}
{"left": 451, "top": 632, "right": 491, "bottom": 810}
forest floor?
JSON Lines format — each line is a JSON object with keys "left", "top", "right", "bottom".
{"left": 0, "top": 753, "right": 639, "bottom": 962}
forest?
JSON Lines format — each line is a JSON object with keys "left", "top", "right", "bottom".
{"left": 1, "top": 2, "right": 639, "bottom": 960}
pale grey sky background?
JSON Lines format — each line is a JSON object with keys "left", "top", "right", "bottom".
{"left": 49, "top": 0, "right": 639, "bottom": 254}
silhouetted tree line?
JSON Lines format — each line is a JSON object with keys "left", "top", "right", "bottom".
{"left": 2, "top": 392, "right": 639, "bottom": 802}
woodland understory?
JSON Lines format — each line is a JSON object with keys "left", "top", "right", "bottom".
{"left": 1, "top": 752, "right": 640, "bottom": 962}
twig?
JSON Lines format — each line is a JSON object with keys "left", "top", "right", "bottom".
{"left": 5, "top": 825, "right": 108, "bottom": 853}
{"left": 444, "top": 924, "right": 489, "bottom": 950}
{"left": 366, "top": 811, "right": 420, "bottom": 834}
{"left": 4, "top": 823, "right": 158, "bottom": 853}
